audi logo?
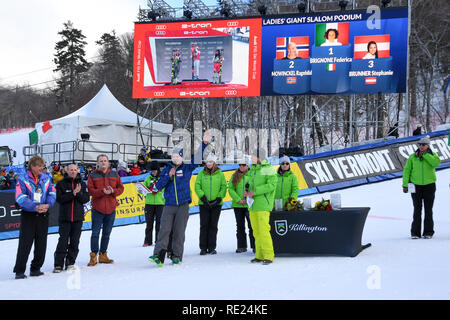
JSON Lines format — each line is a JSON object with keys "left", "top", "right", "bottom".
{"left": 227, "top": 21, "right": 239, "bottom": 27}
{"left": 155, "top": 25, "right": 167, "bottom": 30}
{"left": 154, "top": 92, "right": 165, "bottom": 97}
{"left": 155, "top": 31, "right": 166, "bottom": 35}
{"left": 225, "top": 90, "right": 238, "bottom": 96}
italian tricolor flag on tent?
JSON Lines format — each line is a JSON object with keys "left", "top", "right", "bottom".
{"left": 315, "top": 23, "right": 349, "bottom": 46}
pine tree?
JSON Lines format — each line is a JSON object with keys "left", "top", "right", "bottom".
{"left": 53, "top": 20, "right": 91, "bottom": 114}
{"left": 95, "top": 30, "right": 124, "bottom": 86}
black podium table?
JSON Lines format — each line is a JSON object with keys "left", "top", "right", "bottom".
{"left": 270, "top": 207, "right": 371, "bottom": 257}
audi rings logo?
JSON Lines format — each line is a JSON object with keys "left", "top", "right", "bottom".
{"left": 155, "top": 31, "right": 166, "bottom": 35}
{"left": 227, "top": 21, "right": 239, "bottom": 27}
{"left": 153, "top": 92, "right": 165, "bottom": 97}
{"left": 225, "top": 90, "right": 238, "bottom": 96}
{"left": 155, "top": 25, "right": 167, "bottom": 30}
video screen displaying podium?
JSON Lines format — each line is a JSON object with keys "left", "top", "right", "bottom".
{"left": 133, "top": 8, "right": 408, "bottom": 98}
{"left": 260, "top": 8, "right": 408, "bottom": 96}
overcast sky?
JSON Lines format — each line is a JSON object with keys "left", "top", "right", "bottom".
{"left": 0, "top": 0, "right": 193, "bottom": 90}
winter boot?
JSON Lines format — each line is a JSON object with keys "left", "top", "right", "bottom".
{"left": 53, "top": 266, "right": 63, "bottom": 273}
{"left": 149, "top": 255, "right": 163, "bottom": 267}
{"left": 88, "top": 252, "right": 98, "bottom": 266}
{"left": 99, "top": 252, "right": 114, "bottom": 264}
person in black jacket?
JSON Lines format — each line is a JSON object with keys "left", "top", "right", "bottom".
{"left": 53, "top": 164, "right": 90, "bottom": 273}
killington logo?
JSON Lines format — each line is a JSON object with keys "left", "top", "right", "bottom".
{"left": 274, "top": 220, "right": 288, "bottom": 236}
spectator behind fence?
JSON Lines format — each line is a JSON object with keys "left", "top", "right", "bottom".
{"left": 130, "top": 162, "right": 142, "bottom": 176}
{"left": 51, "top": 164, "right": 64, "bottom": 185}
{"left": 413, "top": 124, "right": 422, "bottom": 136}
{"left": 83, "top": 164, "right": 94, "bottom": 180}
{"left": 13, "top": 155, "right": 56, "bottom": 279}
{"left": 117, "top": 162, "right": 129, "bottom": 177}
{"left": 0, "top": 176, "right": 8, "bottom": 190}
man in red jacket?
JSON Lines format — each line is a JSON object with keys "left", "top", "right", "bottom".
{"left": 87, "top": 154, "right": 124, "bottom": 266}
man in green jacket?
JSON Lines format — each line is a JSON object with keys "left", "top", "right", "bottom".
{"left": 402, "top": 136, "right": 441, "bottom": 239}
{"left": 194, "top": 154, "right": 227, "bottom": 255}
{"left": 274, "top": 156, "right": 299, "bottom": 210}
{"left": 245, "top": 155, "right": 277, "bottom": 265}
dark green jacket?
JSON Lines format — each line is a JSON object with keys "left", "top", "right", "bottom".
{"left": 228, "top": 170, "right": 250, "bottom": 208}
{"left": 195, "top": 167, "right": 227, "bottom": 205}
{"left": 402, "top": 149, "right": 441, "bottom": 187}
{"left": 247, "top": 160, "right": 277, "bottom": 212}
{"left": 274, "top": 169, "right": 299, "bottom": 205}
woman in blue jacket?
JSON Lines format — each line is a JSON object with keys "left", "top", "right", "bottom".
{"left": 13, "top": 156, "right": 56, "bottom": 279}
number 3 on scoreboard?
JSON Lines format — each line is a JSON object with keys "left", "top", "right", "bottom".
{"left": 328, "top": 48, "right": 333, "bottom": 55}
{"left": 289, "top": 61, "right": 294, "bottom": 69}
{"left": 368, "top": 60, "right": 374, "bottom": 68}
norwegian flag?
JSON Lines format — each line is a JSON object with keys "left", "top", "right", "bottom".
{"left": 365, "top": 77, "right": 377, "bottom": 85}
{"left": 286, "top": 77, "right": 297, "bottom": 84}
{"left": 354, "top": 35, "right": 390, "bottom": 59}
{"left": 276, "top": 36, "right": 309, "bottom": 59}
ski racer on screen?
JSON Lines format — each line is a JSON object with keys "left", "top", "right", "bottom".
{"left": 212, "top": 49, "right": 224, "bottom": 84}
{"left": 170, "top": 49, "right": 182, "bottom": 85}
{"left": 192, "top": 44, "right": 200, "bottom": 80}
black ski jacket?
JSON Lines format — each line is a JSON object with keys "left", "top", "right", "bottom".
{"left": 56, "top": 174, "right": 90, "bottom": 222}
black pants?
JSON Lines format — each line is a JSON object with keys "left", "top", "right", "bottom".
{"left": 234, "top": 207, "right": 255, "bottom": 250}
{"left": 199, "top": 205, "right": 222, "bottom": 251}
{"left": 411, "top": 183, "right": 436, "bottom": 237}
{"left": 144, "top": 204, "right": 164, "bottom": 245}
{"left": 54, "top": 221, "right": 83, "bottom": 268}
{"left": 13, "top": 213, "right": 49, "bottom": 274}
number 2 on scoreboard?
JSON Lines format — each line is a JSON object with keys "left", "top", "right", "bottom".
{"left": 289, "top": 61, "right": 294, "bottom": 69}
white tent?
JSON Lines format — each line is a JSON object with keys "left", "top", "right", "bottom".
{"left": 34, "top": 85, "right": 172, "bottom": 164}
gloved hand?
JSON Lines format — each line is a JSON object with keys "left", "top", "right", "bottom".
{"left": 426, "top": 147, "right": 433, "bottom": 155}
{"left": 215, "top": 197, "right": 222, "bottom": 204}
{"left": 200, "top": 196, "right": 211, "bottom": 208}
{"left": 403, "top": 187, "right": 408, "bottom": 193}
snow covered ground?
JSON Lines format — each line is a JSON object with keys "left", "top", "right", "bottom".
{"left": 0, "top": 168, "right": 449, "bottom": 300}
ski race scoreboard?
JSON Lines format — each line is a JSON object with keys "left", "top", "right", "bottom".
{"left": 133, "top": 7, "right": 408, "bottom": 99}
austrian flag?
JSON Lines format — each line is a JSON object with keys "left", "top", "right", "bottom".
{"left": 365, "top": 77, "right": 377, "bottom": 85}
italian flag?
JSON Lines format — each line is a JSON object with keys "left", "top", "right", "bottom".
{"left": 354, "top": 34, "right": 391, "bottom": 59}
{"left": 326, "top": 64, "right": 336, "bottom": 71}
{"left": 315, "top": 23, "right": 349, "bottom": 46}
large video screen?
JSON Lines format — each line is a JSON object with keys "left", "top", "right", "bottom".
{"left": 133, "top": 18, "right": 262, "bottom": 98}
{"left": 133, "top": 7, "right": 408, "bottom": 98}
{"left": 261, "top": 8, "right": 408, "bottom": 96}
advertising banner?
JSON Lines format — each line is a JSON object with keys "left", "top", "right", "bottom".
{"left": 297, "top": 133, "right": 450, "bottom": 188}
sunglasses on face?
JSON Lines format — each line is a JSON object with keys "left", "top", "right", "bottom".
{"left": 418, "top": 143, "right": 428, "bottom": 146}
{"left": 281, "top": 162, "right": 290, "bottom": 165}
{"left": 239, "top": 164, "right": 248, "bottom": 167}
